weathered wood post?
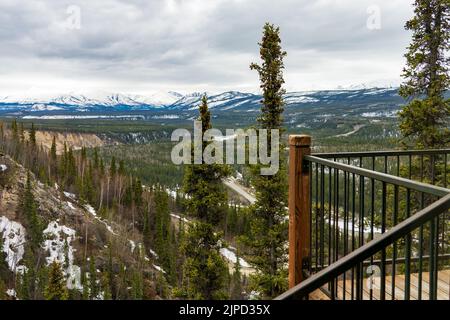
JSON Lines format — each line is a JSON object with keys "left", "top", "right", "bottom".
{"left": 288, "top": 135, "right": 311, "bottom": 288}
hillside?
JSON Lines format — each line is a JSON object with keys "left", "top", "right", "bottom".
{"left": 0, "top": 154, "right": 164, "bottom": 300}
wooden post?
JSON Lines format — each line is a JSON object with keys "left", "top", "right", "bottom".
{"left": 288, "top": 135, "right": 311, "bottom": 288}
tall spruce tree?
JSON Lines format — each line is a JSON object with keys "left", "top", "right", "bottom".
{"left": 399, "top": 0, "right": 449, "bottom": 148}
{"left": 183, "top": 95, "right": 229, "bottom": 224}
{"left": 20, "top": 172, "right": 43, "bottom": 249}
{"left": 44, "top": 261, "right": 68, "bottom": 300}
{"left": 182, "top": 222, "right": 229, "bottom": 299}
{"left": 50, "top": 136, "right": 57, "bottom": 161}
{"left": 244, "top": 23, "right": 288, "bottom": 298}
{"left": 181, "top": 95, "right": 229, "bottom": 299}
{"left": 154, "top": 188, "right": 175, "bottom": 283}
{"left": 29, "top": 123, "right": 36, "bottom": 148}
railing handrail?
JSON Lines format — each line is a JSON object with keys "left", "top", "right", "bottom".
{"left": 276, "top": 193, "right": 450, "bottom": 300}
{"left": 313, "top": 148, "right": 450, "bottom": 159}
{"left": 305, "top": 155, "right": 450, "bottom": 197}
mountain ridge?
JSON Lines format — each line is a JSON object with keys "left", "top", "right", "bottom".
{"left": 0, "top": 87, "right": 403, "bottom": 113}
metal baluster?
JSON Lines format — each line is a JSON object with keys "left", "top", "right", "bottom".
{"left": 328, "top": 165, "right": 332, "bottom": 293}
{"left": 418, "top": 193, "right": 424, "bottom": 300}
{"left": 343, "top": 170, "right": 348, "bottom": 300}
{"left": 380, "top": 181, "right": 387, "bottom": 300}
{"left": 429, "top": 216, "right": 437, "bottom": 300}
{"left": 396, "top": 155, "right": 400, "bottom": 177}
{"left": 320, "top": 165, "right": 325, "bottom": 269}
{"left": 315, "top": 163, "right": 319, "bottom": 272}
{"left": 392, "top": 185, "right": 399, "bottom": 300}
{"left": 309, "top": 162, "right": 313, "bottom": 277}
{"left": 405, "top": 188, "right": 411, "bottom": 300}
{"left": 351, "top": 172, "right": 356, "bottom": 300}
{"left": 370, "top": 156, "right": 375, "bottom": 300}
{"left": 359, "top": 175, "right": 365, "bottom": 299}
{"left": 333, "top": 167, "right": 339, "bottom": 298}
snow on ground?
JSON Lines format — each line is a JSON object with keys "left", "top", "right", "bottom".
{"left": 84, "top": 204, "right": 118, "bottom": 235}
{"left": 0, "top": 216, "right": 26, "bottom": 273}
{"left": 170, "top": 213, "right": 190, "bottom": 224}
{"left": 63, "top": 191, "right": 76, "bottom": 199}
{"left": 23, "top": 115, "right": 146, "bottom": 120}
{"left": 148, "top": 249, "right": 158, "bottom": 258}
{"left": 42, "top": 221, "right": 82, "bottom": 290}
{"left": 248, "top": 290, "right": 261, "bottom": 300}
{"left": 152, "top": 264, "right": 166, "bottom": 274}
{"left": 129, "top": 240, "right": 136, "bottom": 253}
{"left": 219, "top": 247, "right": 251, "bottom": 268}
{"left": 67, "top": 201, "right": 76, "bottom": 210}
{"left": 6, "top": 288, "right": 17, "bottom": 298}
{"left": 165, "top": 188, "right": 178, "bottom": 199}
{"left": 325, "top": 217, "right": 383, "bottom": 235}
{"left": 0, "top": 164, "right": 7, "bottom": 172}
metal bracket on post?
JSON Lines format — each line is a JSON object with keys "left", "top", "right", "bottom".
{"left": 302, "top": 159, "right": 310, "bottom": 172}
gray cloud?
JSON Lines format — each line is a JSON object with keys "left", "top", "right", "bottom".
{"left": 0, "top": 0, "right": 414, "bottom": 94}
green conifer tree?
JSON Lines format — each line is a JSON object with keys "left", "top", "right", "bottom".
{"left": 399, "top": 0, "right": 449, "bottom": 148}
{"left": 20, "top": 172, "right": 43, "bottom": 249}
{"left": 183, "top": 95, "right": 229, "bottom": 224}
{"left": 89, "top": 256, "right": 98, "bottom": 300}
{"left": 29, "top": 123, "right": 36, "bottom": 148}
{"left": 244, "top": 23, "right": 288, "bottom": 297}
{"left": 44, "top": 261, "right": 68, "bottom": 300}
{"left": 50, "top": 136, "right": 57, "bottom": 161}
{"left": 182, "top": 222, "right": 229, "bottom": 299}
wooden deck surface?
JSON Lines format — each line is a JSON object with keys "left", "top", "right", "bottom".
{"left": 310, "top": 269, "right": 450, "bottom": 300}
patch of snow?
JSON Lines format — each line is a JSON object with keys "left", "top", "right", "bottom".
{"left": 148, "top": 249, "right": 158, "bottom": 259}
{"left": 361, "top": 110, "right": 398, "bottom": 118}
{"left": 64, "top": 191, "right": 76, "bottom": 199}
{"left": 0, "top": 216, "right": 26, "bottom": 273}
{"left": 219, "top": 247, "right": 251, "bottom": 268}
{"left": 67, "top": 201, "right": 76, "bottom": 210}
{"left": 129, "top": 240, "right": 136, "bottom": 253}
{"left": 151, "top": 114, "right": 180, "bottom": 119}
{"left": 0, "top": 164, "right": 7, "bottom": 172}
{"left": 165, "top": 188, "right": 178, "bottom": 199}
{"left": 170, "top": 213, "right": 190, "bottom": 224}
{"left": 152, "top": 264, "right": 166, "bottom": 274}
{"left": 6, "top": 288, "right": 17, "bottom": 298}
{"left": 84, "top": 204, "right": 118, "bottom": 235}
{"left": 30, "top": 104, "right": 63, "bottom": 111}
{"left": 42, "top": 221, "right": 82, "bottom": 290}
{"left": 23, "top": 115, "right": 146, "bottom": 120}
{"left": 248, "top": 290, "right": 261, "bottom": 300}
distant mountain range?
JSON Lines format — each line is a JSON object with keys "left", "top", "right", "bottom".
{"left": 0, "top": 87, "right": 405, "bottom": 114}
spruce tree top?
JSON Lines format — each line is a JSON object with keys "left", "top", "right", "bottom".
{"left": 250, "top": 23, "right": 287, "bottom": 130}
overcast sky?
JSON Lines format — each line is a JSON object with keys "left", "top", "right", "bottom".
{"left": 0, "top": 0, "right": 415, "bottom": 95}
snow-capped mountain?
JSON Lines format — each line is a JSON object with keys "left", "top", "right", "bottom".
{"left": 0, "top": 87, "right": 406, "bottom": 114}
{"left": 0, "top": 91, "right": 184, "bottom": 109}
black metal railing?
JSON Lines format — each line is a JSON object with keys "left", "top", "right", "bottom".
{"left": 280, "top": 145, "right": 450, "bottom": 300}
